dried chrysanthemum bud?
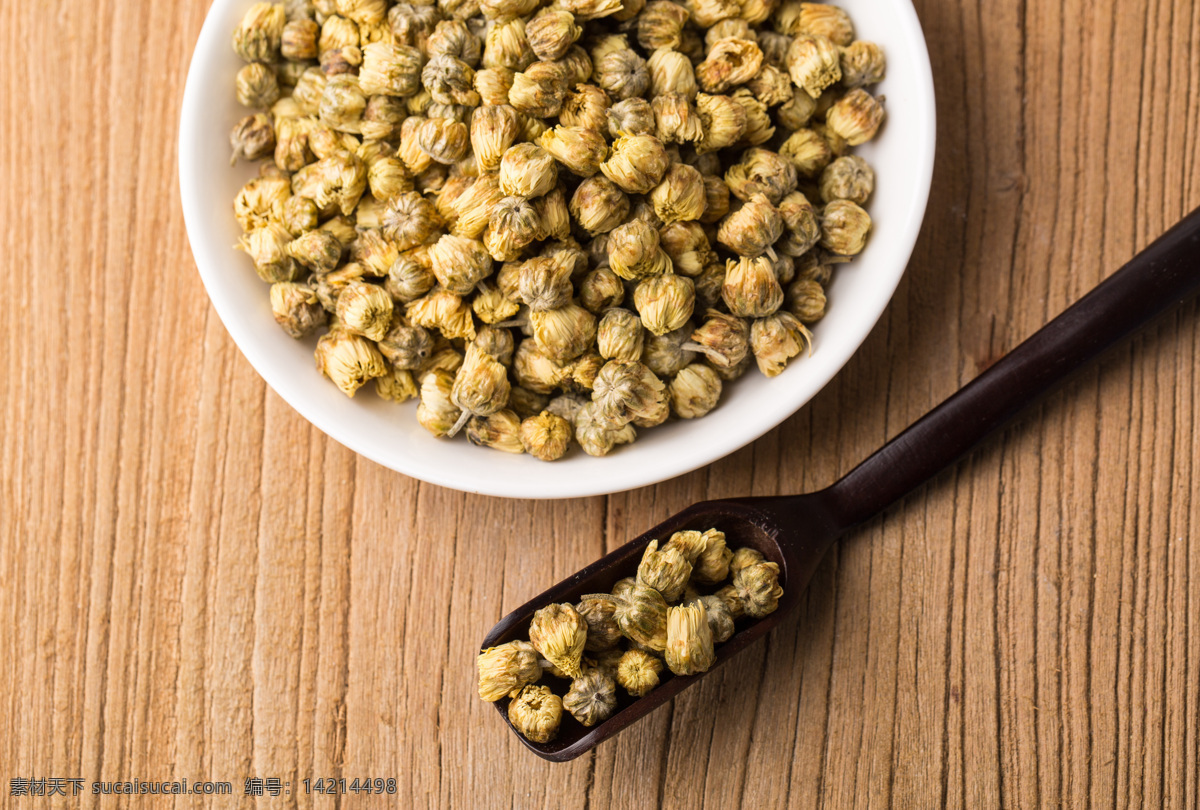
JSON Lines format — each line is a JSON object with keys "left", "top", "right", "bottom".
{"left": 826, "top": 88, "right": 885, "bottom": 146}
{"left": 819, "top": 154, "right": 874, "bottom": 205}
{"left": 724, "top": 88, "right": 771, "bottom": 148}
{"left": 378, "top": 317, "right": 434, "bottom": 369}
{"left": 286, "top": 229, "right": 343, "bottom": 273}
{"left": 688, "top": 528, "right": 732, "bottom": 583}
{"left": 498, "top": 143, "right": 558, "bottom": 198}
{"left": 528, "top": 603, "right": 589, "bottom": 679}
{"left": 595, "top": 582, "right": 669, "bottom": 649}
{"left": 315, "top": 328, "right": 388, "bottom": 397}
{"left": 519, "top": 256, "right": 573, "bottom": 311}
{"left": 430, "top": 233, "right": 493, "bottom": 295}
{"left": 355, "top": 44, "right": 421, "bottom": 99}
{"left": 562, "top": 668, "right": 618, "bottom": 727}
{"left": 422, "top": 53, "right": 480, "bottom": 106}
{"left": 380, "top": 192, "right": 440, "bottom": 252}
{"left": 641, "top": 325, "right": 696, "bottom": 377}
{"left": 509, "top": 387, "right": 553, "bottom": 420}
{"left": 606, "top": 97, "right": 655, "bottom": 138}
{"left": 508, "top": 685, "right": 563, "bottom": 743}
{"left": 637, "top": 0, "right": 690, "bottom": 50}
{"left": 407, "top": 288, "right": 477, "bottom": 340}
{"left": 689, "top": 93, "right": 743, "bottom": 154}
{"left": 336, "top": 281, "right": 394, "bottom": 341}
{"left": 534, "top": 186, "right": 572, "bottom": 241}
{"left": 592, "top": 360, "right": 666, "bottom": 428}
{"left": 569, "top": 176, "right": 631, "bottom": 236}
{"left": 787, "top": 277, "right": 828, "bottom": 324}
{"left": 351, "top": 228, "right": 400, "bottom": 277}
{"left": 483, "top": 17, "right": 533, "bottom": 72}
{"left": 271, "top": 115, "right": 314, "bottom": 172}
{"left": 776, "top": 86, "right": 818, "bottom": 132}
{"left": 659, "top": 221, "right": 714, "bottom": 278}
{"left": 597, "top": 308, "right": 645, "bottom": 363}
{"left": 667, "top": 362, "right": 720, "bottom": 418}
{"left": 512, "top": 338, "right": 568, "bottom": 393}
{"left": 732, "top": 559, "right": 784, "bottom": 617}
{"left": 636, "top": 538, "right": 692, "bottom": 601}
{"left": 389, "top": 2, "right": 441, "bottom": 52}
{"left": 650, "top": 93, "right": 704, "bottom": 145}
{"left": 791, "top": 1, "right": 854, "bottom": 45}
{"left": 230, "top": 113, "right": 277, "bottom": 166}
{"left": 575, "top": 267, "right": 622, "bottom": 313}
{"left": 646, "top": 48, "right": 697, "bottom": 99}
{"left": 542, "top": 392, "right": 585, "bottom": 424}
{"left": 508, "top": 61, "right": 570, "bottom": 118}
{"left": 649, "top": 163, "right": 706, "bottom": 225}
{"left": 530, "top": 303, "right": 597, "bottom": 361}
{"left": 779, "top": 128, "right": 832, "bottom": 179}
{"left": 270, "top": 282, "right": 328, "bottom": 338}
{"left": 633, "top": 274, "right": 694, "bottom": 337}
{"left": 695, "top": 594, "right": 734, "bottom": 642}
{"left": 820, "top": 199, "right": 871, "bottom": 255}
{"left": 725, "top": 148, "right": 798, "bottom": 205}
{"left": 696, "top": 177, "right": 730, "bottom": 227}
{"left": 311, "top": 262, "right": 366, "bottom": 313}
{"left": 291, "top": 67, "right": 328, "bottom": 116}
{"left": 478, "top": 640, "right": 542, "bottom": 701}
{"left": 717, "top": 193, "right": 784, "bottom": 257}
{"left": 553, "top": 87, "right": 605, "bottom": 137}
{"left": 691, "top": 262, "right": 725, "bottom": 311}
{"left": 539, "top": 125, "right": 607, "bottom": 178}
{"left": 553, "top": 43, "right": 594, "bottom": 85}
{"left": 233, "top": 2, "right": 287, "bottom": 63}
{"left": 303, "top": 152, "right": 369, "bottom": 215}
{"left": 742, "top": 63, "right": 791, "bottom": 108}
{"left": 475, "top": 67, "right": 517, "bottom": 106}
{"left": 281, "top": 17, "right": 319, "bottom": 60}
{"left": 663, "top": 602, "right": 715, "bottom": 675}
{"left": 525, "top": 9, "right": 582, "bottom": 61}
{"left": 840, "top": 40, "right": 886, "bottom": 87}
{"left": 729, "top": 545, "right": 763, "bottom": 576}
{"left": 446, "top": 172, "right": 501, "bottom": 238}
{"left": 416, "top": 117, "right": 469, "bottom": 165}
{"left": 750, "top": 311, "right": 811, "bottom": 376}
{"left": 427, "top": 18, "right": 483, "bottom": 66}
{"left": 319, "top": 12, "right": 361, "bottom": 58}
{"left": 474, "top": 324, "right": 516, "bottom": 366}
{"left": 318, "top": 73, "right": 367, "bottom": 134}
{"left": 595, "top": 134, "right": 665, "bottom": 197}
{"left": 593, "top": 48, "right": 650, "bottom": 101}
{"left": 776, "top": 191, "right": 821, "bottom": 256}
{"left": 554, "top": 0, "right": 622, "bottom": 21}
{"left": 416, "top": 367, "right": 463, "bottom": 436}
{"left": 721, "top": 255, "right": 782, "bottom": 318}
{"left": 694, "top": 38, "right": 762, "bottom": 94}
{"left": 787, "top": 34, "right": 841, "bottom": 98}
{"left": 575, "top": 401, "right": 637, "bottom": 455}
{"left": 485, "top": 196, "right": 542, "bottom": 260}
{"left": 448, "top": 344, "right": 511, "bottom": 433}
{"left": 236, "top": 63, "right": 281, "bottom": 110}
{"left": 465, "top": 409, "right": 525, "bottom": 453}
{"left": 375, "top": 363, "right": 420, "bottom": 403}
{"left": 616, "top": 648, "right": 664, "bottom": 697}
{"left": 235, "top": 175, "right": 291, "bottom": 231}
{"left": 517, "top": 411, "right": 572, "bottom": 460}
{"left": 605, "top": 219, "right": 666, "bottom": 281}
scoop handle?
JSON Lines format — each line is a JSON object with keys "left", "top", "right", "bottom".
{"left": 822, "top": 207, "right": 1200, "bottom": 529}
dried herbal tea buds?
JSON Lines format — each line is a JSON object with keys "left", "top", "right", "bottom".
{"left": 563, "top": 668, "right": 618, "bottom": 727}
{"left": 664, "top": 601, "right": 715, "bottom": 675}
{"left": 615, "top": 649, "right": 663, "bottom": 697}
{"left": 508, "top": 685, "right": 564, "bottom": 743}
{"left": 636, "top": 539, "right": 692, "bottom": 602}
{"left": 528, "top": 603, "right": 589, "bottom": 679}
{"left": 478, "top": 640, "right": 543, "bottom": 701}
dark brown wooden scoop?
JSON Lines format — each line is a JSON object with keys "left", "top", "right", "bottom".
{"left": 481, "top": 208, "right": 1200, "bottom": 762}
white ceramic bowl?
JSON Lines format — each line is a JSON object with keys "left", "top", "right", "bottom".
{"left": 180, "top": 0, "right": 935, "bottom": 499}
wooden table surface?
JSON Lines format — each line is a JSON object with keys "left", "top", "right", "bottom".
{"left": 2, "top": 0, "right": 1198, "bottom": 807}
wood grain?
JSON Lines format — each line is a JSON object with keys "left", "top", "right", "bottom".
{"left": 1, "top": 0, "right": 1198, "bottom": 807}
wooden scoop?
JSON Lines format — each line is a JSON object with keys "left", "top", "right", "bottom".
{"left": 481, "top": 208, "right": 1200, "bottom": 762}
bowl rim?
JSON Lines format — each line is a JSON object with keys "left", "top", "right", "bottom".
{"left": 179, "top": 0, "right": 937, "bottom": 500}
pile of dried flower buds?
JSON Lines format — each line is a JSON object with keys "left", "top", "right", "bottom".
{"left": 230, "top": 0, "right": 884, "bottom": 459}
{"left": 477, "top": 528, "right": 783, "bottom": 742}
